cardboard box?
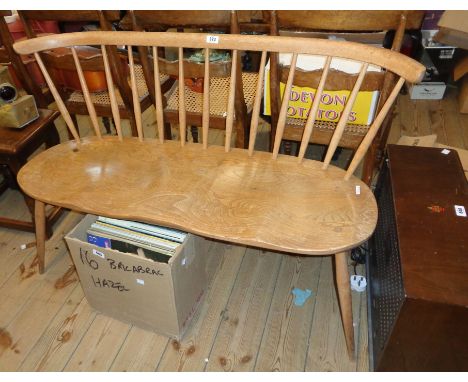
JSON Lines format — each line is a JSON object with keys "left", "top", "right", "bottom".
{"left": 459, "top": 76, "right": 468, "bottom": 114}
{"left": 434, "top": 11, "right": 468, "bottom": 50}
{"left": 454, "top": 56, "right": 468, "bottom": 114}
{"left": 65, "top": 214, "right": 209, "bottom": 339}
{"left": 408, "top": 82, "right": 446, "bottom": 100}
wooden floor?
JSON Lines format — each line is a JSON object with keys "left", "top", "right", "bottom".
{"left": 0, "top": 87, "right": 466, "bottom": 372}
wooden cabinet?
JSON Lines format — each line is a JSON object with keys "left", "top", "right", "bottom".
{"left": 368, "top": 144, "right": 468, "bottom": 371}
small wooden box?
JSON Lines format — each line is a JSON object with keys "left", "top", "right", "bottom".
{"left": 0, "top": 95, "right": 39, "bottom": 129}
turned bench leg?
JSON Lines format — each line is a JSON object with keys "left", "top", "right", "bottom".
{"left": 335, "top": 251, "right": 355, "bottom": 358}
{"left": 35, "top": 199, "right": 46, "bottom": 274}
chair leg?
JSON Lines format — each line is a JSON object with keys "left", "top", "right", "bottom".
{"left": 102, "top": 117, "right": 112, "bottom": 135}
{"left": 35, "top": 199, "right": 46, "bottom": 274}
{"left": 45, "top": 120, "right": 60, "bottom": 149}
{"left": 164, "top": 122, "right": 172, "bottom": 140}
{"left": 190, "top": 126, "right": 199, "bottom": 143}
{"left": 335, "top": 251, "right": 355, "bottom": 359}
{"left": 68, "top": 114, "right": 79, "bottom": 140}
{"left": 129, "top": 116, "right": 138, "bottom": 137}
{"left": 361, "top": 143, "right": 378, "bottom": 186}
{"left": 234, "top": 119, "right": 246, "bottom": 149}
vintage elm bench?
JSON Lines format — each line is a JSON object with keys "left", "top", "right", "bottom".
{"left": 13, "top": 30, "right": 425, "bottom": 357}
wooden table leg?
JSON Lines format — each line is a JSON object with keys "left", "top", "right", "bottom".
{"left": 335, "top": 251, "right": 355, "bottom": 358}
{"left": 35, "top": 199, "right": 46, "bottom": 274}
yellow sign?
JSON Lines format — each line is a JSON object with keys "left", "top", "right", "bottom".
{"left": 264, "top": 70, "right": 379, "bottom": 126}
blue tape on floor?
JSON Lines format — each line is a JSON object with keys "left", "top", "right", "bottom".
{"left": 292, "top": 288, "right": 312, "bottom": 306}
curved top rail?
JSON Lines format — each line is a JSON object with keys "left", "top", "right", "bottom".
{"left": 13, "top": 31, "right": 425, "bottom": 83}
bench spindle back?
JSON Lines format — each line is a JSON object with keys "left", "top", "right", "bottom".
{"left": 14, "top": 31, "right": 425, "bottom": 178}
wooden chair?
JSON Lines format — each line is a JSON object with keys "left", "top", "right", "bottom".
{"left": 13, "top": 31, "right": 424, "bottom": 357}
{"left": 122, "top": 10, "right": 257, "bottom": 148}
{"left": 0, "top": 11, "right": 62, "bottom": 236}
{"left": 268, "top": 10, "right": 425, "bottom": 184}
{"left": 16, "top": 10, "right": 157, "bottom": 137}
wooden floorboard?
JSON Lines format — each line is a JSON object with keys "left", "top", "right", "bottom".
{"left": 206, "top": 249, "right": 282, "bottom": 372}
{"left": 1, "top": 88, "right": 466, "bottom": 371}
{"left": 157, "top": 242, "right": 246, "bottom": 371}
{"left": 254, "top": 255, "right": 322, "bottom": 372}
{"left": 305, "top": 256, "right": 361, "bottom": 371}
{"left": 18, "top": 290, "right": 94, "bottom": 371}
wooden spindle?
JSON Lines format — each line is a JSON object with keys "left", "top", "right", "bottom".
{"left": 202, "top": 47, "right": 210, "bottom": 149}
{"left": 128, "top": 45, "right": 143, "bottom": 141}
{"left": 391, "top": 12, "right": 408, "bottom": 51}
{"left": 224, "top": 49, "right": 238, "bottom": 152}
{"left": 101, "top": 45, "right": 123, "bottom": 140}
{"left": 152, "top": 46, "right": 165, "bottom": 144}
{"left": 345, "top": 77, "right": 405, "bottom": 180}
{"left": 178, "top": 47, "right": 186, "bottom": 144}
{"left": 297, "top": 56, "right": 332, "bottom": 163}
{"left": 272, "top": 53, "right": 298, "bottom": 159}
{"left": 71, "top": 47, "right": 101, "bottom": 138}
{"left": 248, "top": 50, "right": 267, "bottom": 156}
{"left": 33, "top": 52, "right": 80, "bottom": 144}
{"left": 322, "top": 62, "right": 369, "bottom": 169}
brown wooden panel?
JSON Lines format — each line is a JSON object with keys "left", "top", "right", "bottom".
{"left": 280, "top": 67, "right": 385, "bottom": 91}
{"left": 18, "top": 10, "right": 121, "bottom": 22}
{"left": 377, "top": 299, "right": 468, "bottom": 371}
{"left": 276, "top": 10, "right": 424, "bottom": 31}
{"left": 40, "top": 46, "right": 105, "bottom": 71}
{"left": 130, "top": 10, "right": 231, "bottom": 30}
{"left": 387, "top": 145, "right": 468, "bottom": 307}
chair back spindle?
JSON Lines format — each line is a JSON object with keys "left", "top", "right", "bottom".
{"left": 248, "top": 50, "right": 267, "bottom": 156}
{"left": 70, "top": 47, "right": 102, "bottom": 139}
{"left": 345, "top": 76, "right": 405, "bottom": 180}
{"left": 33, "top": 52, "right": 81, "bottom": 143}
{"left": 127, "top": 46, "right": 144, "bottom": 141}
{"left": 178, "top": 47, "right": 187, "bottom": 145}
{"left": 101, "top": 45, "right": 123, "bottom": 140}
{"left": 272, "top": 52, "right": 298, "bottom": 159}
{"left": 202, "top": 48, "right": 211, "bottom": 149}
{"left": 152, "top": 46, "right": 166, "bottom": 144}
{"left": 322, "top": 62, "right": 369, "bottom": 169}
{"left": 224, "top": 49, "right": 238, "bottom": 152}
{"left": 297, "top": 56, "right": 331, "bottom": 162}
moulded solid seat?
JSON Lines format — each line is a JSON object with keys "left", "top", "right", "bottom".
{"left": 17, "top": 136, "right": 377, "bottom": 255}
